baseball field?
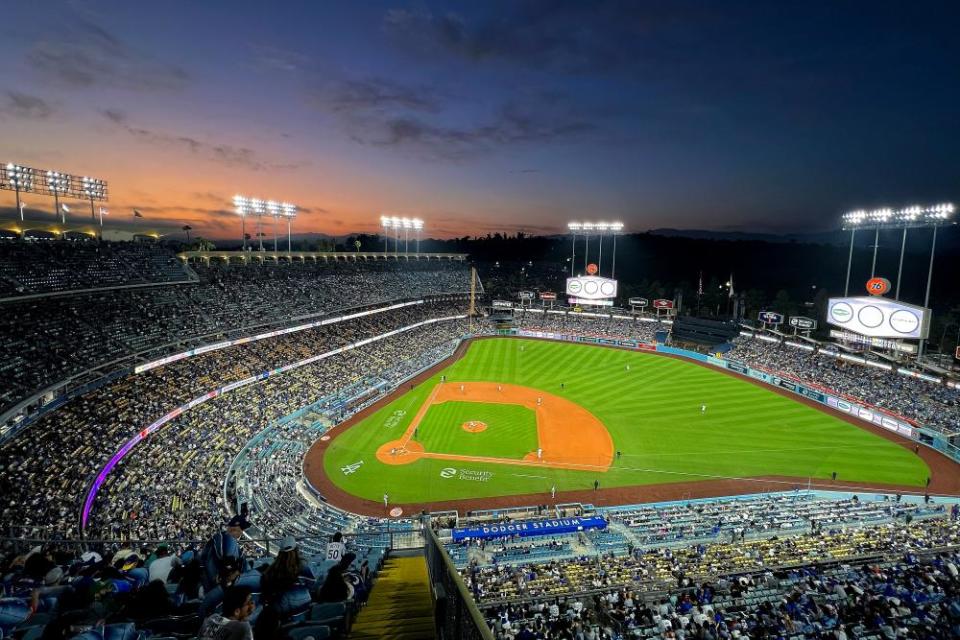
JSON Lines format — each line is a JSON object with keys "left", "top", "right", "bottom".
{"left": 314, "top": 338, "right": 931, "bottom": 511}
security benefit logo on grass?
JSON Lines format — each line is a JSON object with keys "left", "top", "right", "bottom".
{"left": 440, "top": 467, "right": 493, "bottom": 482}
{"left": 341, "top": 460, "right": 364, "bottom": 475}
{"left": 382, "top": 410, "right": 406, "bottom": 429}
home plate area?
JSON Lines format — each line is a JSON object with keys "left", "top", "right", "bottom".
{"left": 375, "top": 381, "right": 614, "bottom": 471}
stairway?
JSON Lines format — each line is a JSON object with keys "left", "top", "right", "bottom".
{"left": 350, "top": 555, "right": 436, "bottom": 639}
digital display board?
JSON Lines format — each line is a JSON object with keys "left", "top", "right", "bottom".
{"left": 827, "top": 297, "right": 930, "bottom": 340}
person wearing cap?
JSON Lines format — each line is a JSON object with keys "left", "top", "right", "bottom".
{"left": 198, "top": 514, "right": 251, "bottom": 618}
{"left": 201, "top": 514, "right": 250, "bottom": 591}
{"left": 198, "top": 585, "right": 254, "bottom": 640}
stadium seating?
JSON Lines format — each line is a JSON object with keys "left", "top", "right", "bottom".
{"left": 0, "top": 251, "right": 470, "bottom": 413}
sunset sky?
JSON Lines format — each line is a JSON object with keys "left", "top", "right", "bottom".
{"left": 1, "top": 1, "right": 958, "bottom": 239}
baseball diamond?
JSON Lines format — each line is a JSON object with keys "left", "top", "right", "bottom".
{"left": 305, "top": 337, "right": 940, "bottom": 515}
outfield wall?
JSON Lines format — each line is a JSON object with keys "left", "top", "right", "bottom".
{"left": 512, "top": 329, "right": 960, "bottom": 464}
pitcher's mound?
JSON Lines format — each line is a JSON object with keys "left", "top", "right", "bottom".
{"left": 462, "top": 420, "right": 488, "bottom": 433}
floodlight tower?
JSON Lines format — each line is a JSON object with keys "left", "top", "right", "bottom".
{"left": 380, "top": 215, "right": 391, "bottom": 253}
{"left": 81, "top": 177, "right": 106, "bottom": 221}
{"left": 581, "top": 222, "right": 595, "bottom": 271}
{"left": 251, "top": 199, "right": 267, "bottom": 251}
{"left": 281, "top": 203, "right": 297, "bottom": 253}
{"left": 233, "top": 195, "right": 249, "bottom": 251}
{"left": 841, "top": 203, "right": 956, "bottom": 360}
{"left": 401, "top": 217, "right": 413, "bottom": 254}
{"left": 412, "top": 218, "right": 423, "bottom": 253}
{"left": 594, "top": 222, "right": 610, "bottom": 274}
{"left": 46, "top": 171, "right": 69, "bottom": 224}
{"left": 266, "top": 201, "right": 281, "bottom": 252}
{"left": 610, "top": 221, "right": 624, "bottom": 278}
{"left": 3, "top": 164, "right": 34, "bottom": 222}
{"left": 567, "top": 222, "right": 582, "bottom": 276}
{"left": 390, "top": 216, "right": 401, "bottom": 255}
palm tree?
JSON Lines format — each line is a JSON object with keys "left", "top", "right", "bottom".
{"left": 182, "top": 225, "right": 192, "bottom": 243}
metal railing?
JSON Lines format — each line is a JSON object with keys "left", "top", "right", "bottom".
{"left": 423, "top": 521, "right": 494, "bottom": 640}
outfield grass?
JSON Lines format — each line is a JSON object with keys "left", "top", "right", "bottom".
{"left": 322, "top": 338, "right": 930, "bottom": 504}
{"left": 416, "top": 401, "right": 538, "bottom": 458}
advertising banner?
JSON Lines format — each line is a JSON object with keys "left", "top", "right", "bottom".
{"left": 628, "top": 297, "right": 649, "bottom": 307}
{"left": 652, "top": 299, "right": 674, "bottom": 309}
{"left": 789, "top": 316, "right": 817, "bottom": 330}
{"left": 519, "top": 291, "right": 535, "bottom": 300}
{"left": 827, "top": 296, "right": 930, "bottom": 339}
{"left": 539, "top": 291, "right": 557, "bottom": 300}
{"left": 452, "top": 516, "right": 607, "bottom": 541}
{"left": 566, "top": 276, "right": 617, "bottom": 301}
{"left": 758, "top": 311, "right": 785, "bottom": 325}
{"left": 825, "top": 395, "right": 913, "bottom": 437}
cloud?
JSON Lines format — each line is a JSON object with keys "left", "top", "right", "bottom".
{"left": 383, "top": 2, "right": 648, "bottom": 74}
{"left": 100, "top": 109, "right": 310, "bottom": 172}
{"left": 26, "top": 16, "right": 188, "bottom": 91}
{"left": 0, "top": 92, "right": 55, "bottom": 120}
{"left": 346, "top": 97, "right": 596, "bottom": 160}
{"left": 314, "top": 77, "right": 444, "bottom": 114}
{"left": 248, "top": 43, "right": 314, "bottom": 72}
{"left": 311, "top": 73, "right": 595, "bottom": 160}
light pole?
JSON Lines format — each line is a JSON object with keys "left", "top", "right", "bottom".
{"left": 413, "top": 218, "right": 423, "bottom": 253}
{"left": 567, "top": 222, "right": 581, "bottom": 276}
{"left": 47, "top": 171, "right": 68, "bottom": 225}
{"left": 610, "top": 222, "right": 624, "bottom": 278}
{"left": 98, "top": 207, "right": 109, "bottom": 240}
{"left": 283, "top": 203, "right": 296, "bottom": 253}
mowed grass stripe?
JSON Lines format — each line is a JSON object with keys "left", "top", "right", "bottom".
{"left": 416, "top": 401, "right": 537, "bottom": 459}
{"left": 322, "top": 338, "right": 930, "bottom": 503}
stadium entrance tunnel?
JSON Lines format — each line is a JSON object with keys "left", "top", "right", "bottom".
{"left": 374, "top": 382, "right": 615, "bottom": 471}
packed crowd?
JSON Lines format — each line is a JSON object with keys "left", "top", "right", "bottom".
{"left": 481, "top": 546, "right": 960, "bottom": 639}
{"left": 0, "top": 524, "right": 378, "bottom": 640}
{"left": 0, "top": 240, "right": 190, "bottom": 297}
{"left": 729, "top": 339, "right": 960, "bottom": 433}
{"left": 514, "top": 310, "right": 661, "bottom": 343}
{"left": 84, "top": 317, "right": 471, "bottom": 542}
{"left": 0, "top": 300, "right": 468, "bottom": 540}
{"left": 604, "top": 493, "right": 945, "bottom": 547}
{"left": 462, "top": 502, "right": 960, "bottom": 605}
{"left": 0, "top": 256, "right": 470, "bottom": 412}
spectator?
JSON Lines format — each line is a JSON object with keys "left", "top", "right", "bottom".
{"left": 198, "top": 585, "right": 255, "bottom": 640}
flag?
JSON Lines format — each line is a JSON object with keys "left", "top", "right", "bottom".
{"left": 60, "top": 204, "right": 70, "bottom": 213}
{"left": 99, "top": 207, "right": 109, "bottom": 215}
{"left": 728, "top": 273, "right": 735, "bottom": 298}
{"left": 133, "top": 210, "right": 143, "bottom": 218}
{"left": 697, "top": 272, "right": 703, "bottom": 297}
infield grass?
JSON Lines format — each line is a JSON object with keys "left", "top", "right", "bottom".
{"left": 322, "top": 338, "right": 930, "bottom": 504}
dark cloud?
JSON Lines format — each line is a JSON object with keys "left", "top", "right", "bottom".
{"left": 348, "top": 97, "right": 596, "bottom": 160}
{"left": 0, "top": 92, "right": 55, "bottom": 119}
{"left": 383, "top": 2, "right": 658, "bottom": 74}
{"left": 311, "top": 77, "right": 443, "bottom": 114}
{"left": 26, "top": 16, "right": 188, "bottom": 90}
{"left": 248, "top": 43, "right": 314, "bottom": 72}
{"left": 99, "top": 109, "right": 310, "bottom": 172}
{"left": 311, "top": 71, "right": 595, "bottom": 160}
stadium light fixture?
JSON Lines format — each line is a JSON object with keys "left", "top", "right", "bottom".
{"left": 840, "top": 202, "right": 955, "bottom": 361}
{"left": 3, "top": 164, "right": 108, "bottom": 226}
{"left": 233, "top": 194, "right": 296, "bottom": 252}
{"left": 282, "top": 203, "right": 297, "bottom": 252}
{"left": 412, "top": 218, "right": 424, "bottom": 253}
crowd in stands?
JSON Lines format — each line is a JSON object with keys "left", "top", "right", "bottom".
{"left": 0, "top": 523, "right": 376, "bottom": 640}
{"left": 514, "top": 310, "right": 661, "bottom": 343}
{"left": 0, "top": 240, "right": 190, "bottom": 298}
{"left": 463, "top": 497, "right": 960, "bottom": 639}
{"left": 0, "top": 299, "right": 469, "bottom": 541}
{"left": 85, "top": 318, "right": 469, "bottom": 543}
{"left": 729, "top": 339, "right": 960, "bottom": 433}
{"left": 0, "top": 255, "right": 469, "bottom": 412}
